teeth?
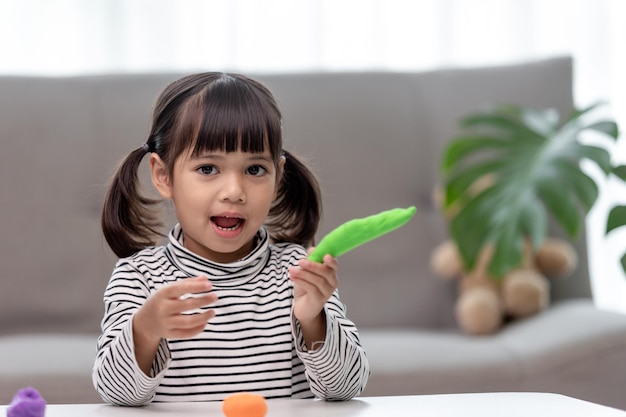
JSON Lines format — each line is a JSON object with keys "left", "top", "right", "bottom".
{"left": 214, "top": 217, "right": 242, "bottom": 231}
{"left": 216, "top": 225, "right": 239, "bottom": 231}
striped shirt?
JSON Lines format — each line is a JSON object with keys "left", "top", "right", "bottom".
{"left": 92, "top": 225, "right": 370, "bottom": 405}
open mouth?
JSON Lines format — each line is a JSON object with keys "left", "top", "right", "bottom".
{"left": 211, "top": 216, "right": 245, "bottom": 231}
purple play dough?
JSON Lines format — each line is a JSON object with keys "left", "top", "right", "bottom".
{"left": 6, "top": 387, "right": 46, "bottom": 417}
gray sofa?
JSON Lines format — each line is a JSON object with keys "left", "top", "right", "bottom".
{"left": 2, "top": 56, "right": 626, "bottom": 409}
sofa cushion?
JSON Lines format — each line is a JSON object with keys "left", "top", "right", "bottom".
{"left": 0, "top": 334, "right": 101, "bottom": 404}
{"left": 359, "top": 299, "right": 626, "bottom": 410}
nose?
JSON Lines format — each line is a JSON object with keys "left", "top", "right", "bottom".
{"left": 219, "top": 173, "right": 246, "bottom": 203}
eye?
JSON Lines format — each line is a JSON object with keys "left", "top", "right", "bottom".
{"left": 247, "top": 165, "right": 267, "bottom": 177}
{"left": 197, "top": 165, "right": 218, "bottom": 175}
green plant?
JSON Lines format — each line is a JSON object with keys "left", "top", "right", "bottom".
{"left": 441, "top": 102, "right": 621, "bottom": 279}
{"left": 606, "top": 165, "right": 626, "bottom": 273}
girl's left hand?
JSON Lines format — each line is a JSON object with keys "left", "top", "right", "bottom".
{"left": 289, "top": 250, "right": 338, "bottom": 324}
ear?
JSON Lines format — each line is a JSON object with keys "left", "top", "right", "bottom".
{"left": 150, "top": 153, "right": 172, "bottom": 199}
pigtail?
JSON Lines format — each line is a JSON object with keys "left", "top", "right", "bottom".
{"left": 101, "top": 147, "right": 164, "bottom": 258}
{"left": 267, "top": 149, "right": 322, "bottom": 247}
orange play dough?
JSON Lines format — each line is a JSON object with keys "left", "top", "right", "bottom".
{"left": 222, "top": 393, "right": 268, "bottom": 417}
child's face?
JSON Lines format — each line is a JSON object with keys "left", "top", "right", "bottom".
{"left": 152, "top": 148, "right": 283, "bottom": 263}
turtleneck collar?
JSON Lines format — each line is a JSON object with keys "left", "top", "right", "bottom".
{"left": 165, "top": 224, "right": 270, "bottom": 285}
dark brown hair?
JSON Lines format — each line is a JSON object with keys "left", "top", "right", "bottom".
{"left": 101, "top": 72, "right": 321, "bottom": 259}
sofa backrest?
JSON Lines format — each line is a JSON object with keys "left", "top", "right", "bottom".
{"left": 0, "top": 56, "right": 587, "bottom": 334}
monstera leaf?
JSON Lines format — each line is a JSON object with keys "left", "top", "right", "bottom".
{"left": 442, "top": 102, "right": 619, "bottom": 279}
{"left": 606, "top": 165, "right": 626, "bottom": 274}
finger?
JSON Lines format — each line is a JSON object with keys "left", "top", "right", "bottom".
{"left": 179, "top": 293, "right": 219, "bottom": 313}
{"left": 161, "top": 291, "right": 217, "bottom": 317}
{"left": 322, "top": 254, "right": 338, "bottom": 271}
{"left": 289, "top": 269, "right": 325, "bottom": 299}
{"left": 163, "top": 276, "right": 213, "bottom": 299}
{"left": 306, "top": 247, "right": 338, "bottom": 267}
{"left": 167, "top": 311, "right": 215, "bottom": 339}
{"left": 296, "top": 259, "right": 339, "bottom": 289}
{"left": 170, "top": 309, "right": 215, "bottom": 330}
{"left": 299, "top": 257, "right": 338, "bottom": 272}
{"left": 290, "top": 265, "right": 336, "bottom": 297}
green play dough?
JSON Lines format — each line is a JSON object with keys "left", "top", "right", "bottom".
{"left": 307, "top": 206, "right": 417, "bottom": 263}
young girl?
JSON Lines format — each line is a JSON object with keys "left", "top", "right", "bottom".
{"left": 92, "top": 72, "right": 370, "bottom": 405}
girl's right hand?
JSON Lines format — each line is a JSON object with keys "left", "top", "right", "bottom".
{"left": 133, "top": 276, "right": 218, "bottom": 344}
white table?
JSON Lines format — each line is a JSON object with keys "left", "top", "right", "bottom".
{"left": 1, "top": 393, "right": 624, "bottom": 416}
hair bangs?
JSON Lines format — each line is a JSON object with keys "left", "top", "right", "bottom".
{"left": 184, "top": 76, "right": 283, "bottom": 161}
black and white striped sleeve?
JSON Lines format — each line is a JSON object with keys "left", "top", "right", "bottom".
{"left": 92, "top": 259, "right": 171, "bottom": 406}
{"left": 292, "top": 291, "right": 370, "bottom": 400}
